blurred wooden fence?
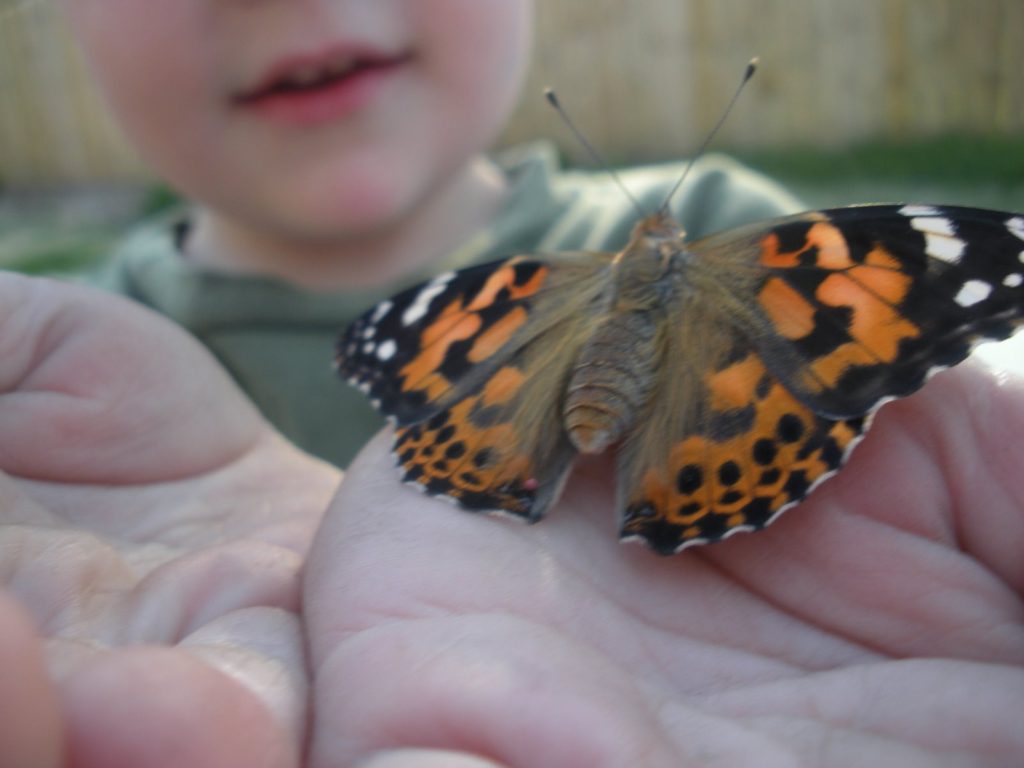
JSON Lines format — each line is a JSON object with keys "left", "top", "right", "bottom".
{"left": 2, "top": 0, "right": 1022, "bottom": 184}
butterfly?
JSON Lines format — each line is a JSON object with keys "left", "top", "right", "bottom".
{"left": 336, "top": 204, "right": 1024, "bottom": 554}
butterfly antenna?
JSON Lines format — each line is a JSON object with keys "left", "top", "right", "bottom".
{"left": 544, "top": 88, "right": 646, "bottom": 218}
{"left": 659, "top": 57, "right": 759, "bottom": 214}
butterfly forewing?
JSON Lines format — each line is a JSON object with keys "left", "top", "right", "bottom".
{"left": 337, "top": 252, "right": 613, "bottom": 425}
{"left": 709, "top": 205, "right": 1024, "bottom": 418}
{"left": 337, "top": 258, "right": 546, "bottom": 424}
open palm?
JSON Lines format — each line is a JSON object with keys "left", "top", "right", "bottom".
{"left": 0, "top": 274, "right": 339, "bottom": 768}
{"left": 308, "top": 346, "right": 1024, "bottom": 766}
{"left": 0, "top": 274, "right": 1021, "bottom": 768}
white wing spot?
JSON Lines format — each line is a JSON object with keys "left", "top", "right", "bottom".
{"left": 899, "top": 205, "right": 941, "bottom": 217}
{"left": 1003, "top": 273, "right": 1023, "bottom": 288}
{"left": 376, "top": 339, "right": 398, "bottom": 361}
{"left": 362, "top": 342, "right": 376, "bottom": 355}
{"left": 362, "top": 324, "right": 376, "bottom": 340}
{"left": 370, "top": 300, "right": 393, "bottom": 324}
{"left": 402, "top": 272, "right": 454, "bottom": 326}
{"left": 924, "top": 233, "right": 966, "bottom": 263}
{"left": 955, "top": 279, "right": 992, "bottom": 308}
{"left": 910, "top": 216, "right": 954, "bottom": 236}
{"left": 1008, "top": 216, "right": 1024, "bottom": 242}
{"left": 907, "top": 215, "right": 964, "bottom": 263}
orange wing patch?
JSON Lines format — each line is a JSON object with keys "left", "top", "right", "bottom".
{"left": 399, "top": 303, "right": 482, "bottom": 399}
{"left": 809, "top": 265, "right": 919, "bottom": 388}
{"left": 757, "top": 228, "right": 921, "bottom": 395}
{"left": 464, "top": 258, "right": 549, "bottom": 311}
{"left": 469, "top": 306, "right": 529, "bottom": 363}
{"left": 760, "top": 218, "right": 836, "bottom": 269}
{"left": 759, "top": 277, "right": 817, "bottom": 340}
{"left": 396, "top": 260, "right": 551, "bottom": 404}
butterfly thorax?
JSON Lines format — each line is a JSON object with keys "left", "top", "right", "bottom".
{"left": 563, "top": 213, "right": 686, "bottom": 454}
{"left": 612, "top": 212, "right": 690, "bottom": 303}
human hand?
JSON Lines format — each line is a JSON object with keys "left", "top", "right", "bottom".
{"left": 307, "top": 347, "right": 1024, "bottom": 767}
{"left": 0, "top": 274, "right": 341, "bottom": 768}
{"left": 4, "top": 274, "right": 1022, "bottom": 768}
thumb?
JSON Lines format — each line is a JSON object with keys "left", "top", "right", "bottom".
{"left": 356, "top": 750, "right": 508, "bottom": 768}
{"left": 0, "top": 273, "right": 263, "bottom": 483}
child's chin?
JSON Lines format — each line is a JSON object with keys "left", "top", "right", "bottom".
{"left": 297, "top": 174, "right": 413, "bottom": 233}
{"left": 252, "top": 189, "right": 389, "bottom": 238}
{"left": 266, "top": 203, "right": 403, "bottom": 246}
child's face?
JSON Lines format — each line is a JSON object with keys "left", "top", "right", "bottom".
{"left": 65, "top": 0, "right": 532, "bottom": 242}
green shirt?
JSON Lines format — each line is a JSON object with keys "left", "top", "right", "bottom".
{"left": 97, "top": 143, "right": 803, "bottom": 467}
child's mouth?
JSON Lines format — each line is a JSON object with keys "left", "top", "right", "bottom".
{"left": 235, "top": 49, "right": 413, "bottom": 126}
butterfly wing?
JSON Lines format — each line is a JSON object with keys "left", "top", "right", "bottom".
{"left": 730, "top": 204, "right": 1024, "bottom": 416}
{"left": 337, "top": 251, "right": 617, "bottom": 520}
{"left": 616, "top": 296, "right": 867, "bottom": 554}
{"left": 619, "top": 204, "right": 1024, "bottom": 553}
{"left": 338, "top": 257, "right": 548, "bottom": 425}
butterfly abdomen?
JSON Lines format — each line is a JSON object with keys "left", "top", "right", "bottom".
{"left": 563, "top": 311, "right": 661, "bottom": 453}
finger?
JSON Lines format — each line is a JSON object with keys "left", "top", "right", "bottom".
{"left": 0, "top": 591, "right": 62, "bottom": 768}
{"left": 181, "top": 607, "right": 309, "bottom": 750}
{"left": 60, "top": 646, "right": 297, "bottom": 768}
{"left": 926, "top": 359, "right": 1024, "bottom": 594}
{"left": 0, "top": 273, "right": 263, "bottom": 483}
{"left": 0, "top": 469, "right": 59, "bottom": 525}
{"left": 702, "top": 658, "right": 1024, "bottom": 763}
{"left": 309, "top": 614, "right": 680, "bottom": 767}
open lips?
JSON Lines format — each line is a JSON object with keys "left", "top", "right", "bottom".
{"left": 235, "top": 49, "right": 413, "bottom": 104}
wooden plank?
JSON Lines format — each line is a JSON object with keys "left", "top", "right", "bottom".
{"left": 0, "top": 1, "right": 145, "bottom": 183}
{"left": 2, "top": 0, "right": 1021, "bottom": 183}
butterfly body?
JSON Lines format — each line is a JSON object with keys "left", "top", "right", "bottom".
{"left": 563, "top": 218, "right": 673, "bottom": 453}
{"left": 337, "top": 204, "right": 1024, "bottom": 554}
{"left": 564, "top": 307, "right": 661, "bottom": 454}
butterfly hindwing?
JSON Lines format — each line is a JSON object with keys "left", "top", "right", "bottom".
{"left": 617, "top": 326, "right": 866, "bottom": 553}
{"left": 390, "top": 347, "right": 576, "bottom": 522}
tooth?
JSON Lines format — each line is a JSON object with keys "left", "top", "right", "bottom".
{"left": 288, "top": 65, "right": 323, "bottom": 86}
{"left": 326, "top": 59, "right": 357, "bottom": 77}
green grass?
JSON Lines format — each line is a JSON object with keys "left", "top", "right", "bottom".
{"left": 0, "top": 231, "right": 113, "bottom": 275}
{"left": 734, "top": 134, "right": 1024, "bottom": 184}
{"left": 733, "top": 134, "right": 1024, "bottom": 211}
{"left": 1, "top": 136, "right": 1022, "bottom": 276}
{"left": 0, "top": 184, "right": 180, "bottom": 276}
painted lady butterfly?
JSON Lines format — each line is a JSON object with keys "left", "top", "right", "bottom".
{"left": 337, "top": 204, "right": 1024, "bottom": 554}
